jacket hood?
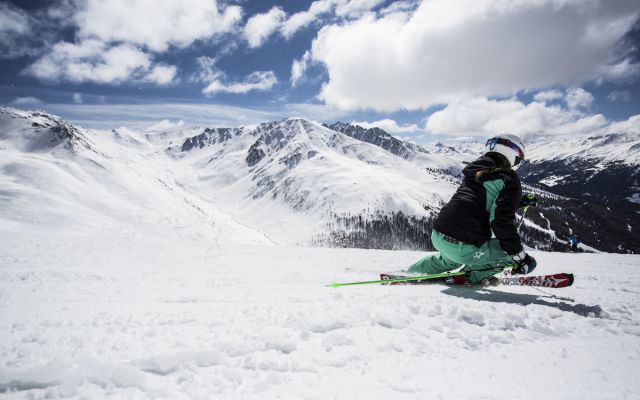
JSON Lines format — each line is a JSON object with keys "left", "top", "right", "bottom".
{"left": 462, "top": 154, "right": 498, "bottom": 179}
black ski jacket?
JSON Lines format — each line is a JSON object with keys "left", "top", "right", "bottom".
{"left": 434, "top": 153, "right": 523, "bottom": 254}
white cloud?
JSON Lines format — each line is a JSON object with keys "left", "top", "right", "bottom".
{"left": 73, "top": 93, "right": 83, "bottom": 104}
{"left": 145, "top": 119, "right": 185, "bottom": 132}
{"left": 279, "top": 0, "right": 384, "bottom": 40}
{"left": 291, "top": 51, "right": 311, "bottom": 86}
{"left": 308, "top": 0, "right": 640, "bottom": 112}
{"left": 0, "top": 2, "right": 67, "bottom": 58}
{"left": 281, "top": 0, "right": 338, "bottom": 39}
{"left": 533, "top": 90, "right": 564, "bottom": 103}
{"left": 0, "top": 3, "right": 29, "bottom": 36}
{"left": 565, "top": 87, "right": 594, "bottom": 110}
{"left": 203, "top": 71, "right": 278, "bottom": 95}
{"left": 195, "top": 56, "right": 277, "bottom": 94}
{"left": 23, "top": 0, "right": 242, "bottom": 85}
{"left": 281, "top": 11, "right": 317, "bottom": 39}
{"left": 335, "top": 0, "right": 385, "bottom": 18}
{"left": 145, "top": 64, "right": 177, "bottom": 85}
{"left": 352, "top": 118, "right": 420, "bottom": 134}
{"left": 74, "top": 0, "right": 242, "bottom": 52}
{"left": 244, "top": 6, "right": 286, "bottom": 48}
{"left": 379, "top": 1, "right": 420, "bottom": 16}
{"left": 26, "top": 40, "right": 152, "bottom": 84}
{"left": 607, "top": 115, "right": 640, "bottom": 134}
{"left": 607, "top": 90, "right": 631, "bottom": 102}
{"left": 12, "top": 96, "right": 43, "bottom": 106}
{"left": 598, "top": 58, "right": 640, "bottom": 82}
{"left": 423, "top": 95, "right": 638, "bottom": 138}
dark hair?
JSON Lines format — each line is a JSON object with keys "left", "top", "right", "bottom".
{"left": 474, "top": 152, "right": 512, "bottom": 182}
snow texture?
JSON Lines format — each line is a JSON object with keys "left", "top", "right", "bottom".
{"left": 1, "top": 232, "right": 639, "bottom": 399}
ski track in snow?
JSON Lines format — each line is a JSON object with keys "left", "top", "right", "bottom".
{"left": 1, "top": 230, "right": 639, "bottom": 400}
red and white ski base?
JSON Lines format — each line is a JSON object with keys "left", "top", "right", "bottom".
{"left": 499, "top": 273, "right": 574, "bottom": 288}
{"left": 380, "top": 273, "right": 574, "bottom": 288}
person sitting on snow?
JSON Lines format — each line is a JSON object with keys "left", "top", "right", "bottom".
{"left": 407, "top": 134, "right": 537, "bottom": 286}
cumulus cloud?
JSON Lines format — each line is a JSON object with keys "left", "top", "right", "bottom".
{"left": 0, "top": 2, "right": 73, "bottom": 59}
{"left": 145, "top": 64, "right": 178, "bottom": 85}
{"left": 353, "top": 118, "right": 420, "bottom": 134}
{"left": 26, "top": 40, "right": 153, "bottom": 84}
{"left": 424, "top": 88, "right": 640, "bottom": 138}
{"left": 565, "top": 87, "right": 594, "bottom": 110}
{"left": 73, "top": 93, "right": 83, "bottom": 104}
{"left": 308, "top": 0, "right": 640, "bottom": 112}
{"left": 244, "top": 6, "right": 286, "bottom": 48}
{"left": 0, "top": 3, "right": 29, "bottom": 37}
{"left": 74, "top": 0, "right": 242, "bottom": 52}
{"left": 24, "top": 0, "right": 241, "bottom": 85}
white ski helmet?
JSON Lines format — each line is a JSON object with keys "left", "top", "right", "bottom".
{"left": 485, "top": 134, "right": 525, "bottom": 167}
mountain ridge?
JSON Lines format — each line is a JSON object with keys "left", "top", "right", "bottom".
{"left": 1, "top": 106, "right": 638, "bottom": 253}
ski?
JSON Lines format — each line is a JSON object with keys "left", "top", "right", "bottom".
{"left": 499, "top": 273, "right": 574, "bottom": 288}
{"left": 379, "top": 272, "right": 574, "bottom": 288}
{"left": 326, "top": 270, "right": 467, "bottom": 288}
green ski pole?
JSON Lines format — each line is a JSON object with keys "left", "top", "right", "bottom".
{"left": 517, "top": 205, "right": 529, "bottom": 233}
{"left": 326, "top": 265, "right": 517, "bottom": 288}
{"left": 326, "top": 270, "right": 467, "bottom": 288}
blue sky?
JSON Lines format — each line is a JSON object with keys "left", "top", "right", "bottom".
{"left": 1, "top": 0, "right": 639, "bottom": 142}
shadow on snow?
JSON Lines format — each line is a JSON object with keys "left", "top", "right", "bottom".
{"left": 440, "top": 287, "right": 604, "bottom": 318}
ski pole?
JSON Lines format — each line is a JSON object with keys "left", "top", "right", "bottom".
{"left": 517, "top": 206, "right": 529, "bottom": 233}
{"left": 326, "top": 271, "right": 468, "bottom": 288}
{"left": 326, "top": 264, "right": 517, "bottom": 289}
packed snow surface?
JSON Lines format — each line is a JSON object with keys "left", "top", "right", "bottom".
{"left": 1, "top": 228, "right": 639, "bottom": 399}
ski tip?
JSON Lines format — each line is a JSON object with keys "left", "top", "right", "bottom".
{"left": 566, "top": 273, "right": 575, "bottom": 287}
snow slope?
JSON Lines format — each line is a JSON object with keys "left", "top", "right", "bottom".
{"left": 0, "top": 107, "right": 273, "bottom": 246}
{"left": 1, "top": 230, "right": 639, "bottom": 399}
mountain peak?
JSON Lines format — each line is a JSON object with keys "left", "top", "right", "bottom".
{"left": 325, "top": 121, "right": 427, "bottom": 160}
{"left": 0, "top": 106, "right": 94, "bottom": 153}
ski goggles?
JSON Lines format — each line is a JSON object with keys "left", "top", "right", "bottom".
{"left": 486, "top": 137, "right": 525, "bottom": 166}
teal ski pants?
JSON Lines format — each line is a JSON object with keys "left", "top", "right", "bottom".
{"left": 408, "top": 230, "right": 513, "bottom": 283}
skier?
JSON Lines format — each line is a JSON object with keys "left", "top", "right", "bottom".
{"left": 408, "top": 134, "right": 537, "bottom": 286}
{"left": 568, "top": 235, "right": 580, "bottom": 252}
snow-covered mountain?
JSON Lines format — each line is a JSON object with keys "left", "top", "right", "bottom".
{"left": 518, "top": 131, "right": 640, "bottom": 213}
{"left": 325, "top": 121, "right": 473, "bottom": 172}
{"left": 1, "top": 106, "right": 638, "bottom": 253}
{"left": 0, "top": 106, "right": 272, "bottom": 246}
{"left": 169, "top": 118, "right": 458, "bottom": 244}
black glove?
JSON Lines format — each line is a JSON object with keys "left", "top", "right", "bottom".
{"left": 511, "top": 251, "right": 537, "bottom": 275}
{"left": 520, "top": 193, "right": 537, "bottom": 208}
